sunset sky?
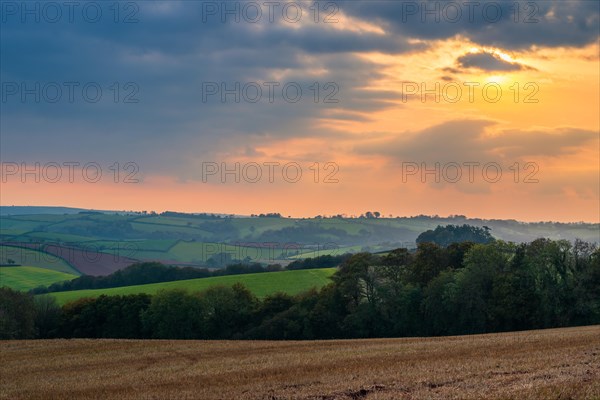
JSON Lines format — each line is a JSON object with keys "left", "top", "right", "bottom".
{"left": 1, "top": 0, "right": 599, "bottom": 222}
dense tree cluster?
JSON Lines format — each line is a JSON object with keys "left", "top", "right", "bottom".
{"left": 416, "top": 224, "right": 495, "bottom": 247}
{"left": 2, "top": 239, "right": 598, "bottom": 340}
{"left": 286, "top": 254, "right": 351, "bottom": 270}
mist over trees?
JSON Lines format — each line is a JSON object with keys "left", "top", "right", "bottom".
{"left": 1, "top": 238, "right": 598, "bottom": 340}
{"left": 416, "top": 224, "right": 495, "bottom": 247}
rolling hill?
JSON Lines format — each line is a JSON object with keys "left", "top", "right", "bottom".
{"left": 1, "top": 209, "right": 598, "bottom": 285}
{"left": 47, "top": 268, "right": 336, "bottom": 305}
{"left": 0, "top": 245, "right": 79, "bottom": 275}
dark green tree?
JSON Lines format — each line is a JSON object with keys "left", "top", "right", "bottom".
{"left": 34, "top": 295, "right": 62, "bottom": 338}
{"left": 416, "top": 224, "right": 494, "bottom": 247}
{"left": 141, "top": 290, "right": 204, "bottom": 339}
{"left": 0, "top": 287, "right": 36, "bottom": 339}
{"left": 199, "top": 284, "right": 257, "bottom": 339}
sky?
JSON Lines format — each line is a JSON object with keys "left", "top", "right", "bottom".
{"left": 1, "top": 0, "right": 599, "bottom": 222}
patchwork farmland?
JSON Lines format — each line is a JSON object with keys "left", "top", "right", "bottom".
{"left": 2, "top": 210, "right": 598, "bottom": 274}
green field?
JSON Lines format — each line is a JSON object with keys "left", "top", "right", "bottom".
{"left": 0, "top": 245, "right": 79, "bottom": 275}
{"left": 0, "top": 266, "right": 78, "bottom": 291}
{"left": 48, "top": 268, "right": 336, "bottom": 305}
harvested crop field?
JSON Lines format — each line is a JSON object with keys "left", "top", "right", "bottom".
{"left": 1, "top": 326, "right": 599, "bottom": 400}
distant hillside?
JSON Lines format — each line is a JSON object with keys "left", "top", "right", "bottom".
{"left": 1, "top": 208, "right": 598, "bottom": 275}
{"left": 0, "top": 206, "right": 89, "bottom": 215}
{"left": 1, "top": 208, "right": 597, "bottom": 245}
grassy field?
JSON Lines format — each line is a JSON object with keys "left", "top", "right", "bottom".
{"left": 48, "top": 268, "right": 336, "bottom": 305}
{"left": 1, "top": 326, "right": 598, "bottom": 399}
{"left": 0, "top": 245, "right": 79, "bottom": 275}
{"left": 0, "top": 267, "right": 78, "bottom": 291}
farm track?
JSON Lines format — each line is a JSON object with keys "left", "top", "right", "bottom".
{"left": 1, "top": 325, "right": 599, "bottom": 400}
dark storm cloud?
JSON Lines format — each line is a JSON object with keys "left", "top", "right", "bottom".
{"left": 338, "top": 0, "right": 600, "bottom": 50}
{"left": 1, "top": 0, "right": 598, "bottom": 179}
{"left": 1, "top": 0, "right": 413, "bottom": 175}
{"left": 456, "top": 52, "right": 533, "bottom": 71}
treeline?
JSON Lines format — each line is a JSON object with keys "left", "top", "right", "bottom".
{"left": 161, "top": 211, "right": 223, "bottom": 219}
{"left": 31, "top": 255, "right": 349, "bottom": 294}
{"left": 31, "top": 262, "right": 262, "bottom": 294}
{"left": 285, "top": 254, "right": 351, "bottom": 270}
{"left": 2, "top": 239, "right": 598, "bottom": 340}
{"left": 255, "top": 225, "right": 356, "bottom": 243}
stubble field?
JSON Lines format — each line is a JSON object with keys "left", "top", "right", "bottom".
{"left": 1, "top": 325, "right": 599, "bottom": 400}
